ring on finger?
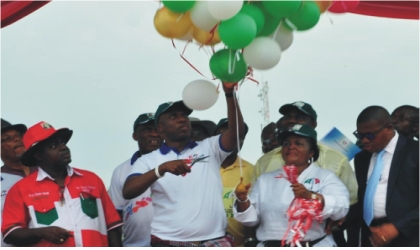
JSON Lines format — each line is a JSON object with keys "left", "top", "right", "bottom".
{"left": 381, "top": 236, "right": 387, "bottom": 242}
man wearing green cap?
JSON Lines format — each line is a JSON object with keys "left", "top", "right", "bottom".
{"left": 108, "top": 113, "right": 162, "bottom": 246}
{"left": 253, "top": 101, "right": 358, "bottom": 247}
{"left": 123, "top": 84, "right": 245, "bottom": 247}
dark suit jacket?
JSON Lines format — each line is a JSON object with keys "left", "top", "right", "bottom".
{"left": 350, "top": 135, "right": 419, "bottom": 247}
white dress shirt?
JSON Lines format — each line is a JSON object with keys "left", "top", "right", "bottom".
{"left": 367, "top": 132, "right": 399, "bottom": 219}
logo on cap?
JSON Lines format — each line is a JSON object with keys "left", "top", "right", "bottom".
{"left": 293, "top": 101, "right": 305, "bottom": 108}
{"left": 41, "top": 123, "right": 52, "bottom": 130}
{"left": 147, "top": 113, "right": 154, "bottom": 118}
{"left": 292, "top": 124, "right": 302, "bottom": 131}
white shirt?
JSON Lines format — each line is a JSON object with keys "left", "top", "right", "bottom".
{"left": 367, "top": 132, "right": 399, "bottom": 219}
{"left": 129, "top": 135, "right": 231, "bottom": 241}
{"left": 234, "top": 164, "right": 349, "bottom": 247}
{"left": 108, "top": 152, "right": 153, "bottom": 247}
{"left": 1, "top": 169, "right": 25, "bottom": 247}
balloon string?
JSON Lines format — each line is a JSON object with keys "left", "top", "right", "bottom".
{"left": 272, "top": 20, "right": 283, "bottom": 41}
{"left": 325, "top": 11, "right": 334, "bottom": 25}
{"left": 233, "top": 85, "right": 243, "bottom": 178}
{"left": 284, "top": 18, "right": 298, "bottom": 31}
{"left": 176, "top": 13, "right": 184, "bottom": 23}
{"left": 171, "top": 39, "right": 216, "bottom": 80}
{"left": 228, "top": 49, "right": 233, "bottom": 74}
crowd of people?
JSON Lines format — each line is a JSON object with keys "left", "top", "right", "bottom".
{"left": 1, "top": 82, "right": 418, "bottom": 247}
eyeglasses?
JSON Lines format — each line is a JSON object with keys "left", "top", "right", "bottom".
{"left": 353, "top": 124, "right": 389, "bottom": 141}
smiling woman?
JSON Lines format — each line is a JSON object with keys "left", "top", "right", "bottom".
{"left": 234, "top": 124, "right": 350, "bottom": 247}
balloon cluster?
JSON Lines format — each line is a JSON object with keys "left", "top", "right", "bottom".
{"left": 154, "top": 0, "right": 336, "bottom": 83}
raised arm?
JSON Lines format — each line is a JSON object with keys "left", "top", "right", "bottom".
{"left": 219, "top": 83, "right": 245, "bottom": 152}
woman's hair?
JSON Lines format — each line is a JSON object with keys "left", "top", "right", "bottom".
{"left": 305, "top": 137, "right": 320, "bottom": 162}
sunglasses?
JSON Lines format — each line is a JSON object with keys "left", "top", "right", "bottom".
{"left": 353, "top": 124, "right": 389, "bottom": 141}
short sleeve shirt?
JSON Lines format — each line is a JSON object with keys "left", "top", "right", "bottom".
{"left": 129, "top": 135, "right": 231, "bottom": 241}
{"left": 1, "top": 166, "right": 123, "bottom": 247}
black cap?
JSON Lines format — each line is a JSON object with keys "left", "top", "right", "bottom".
{"left": 214, "top": 118, "right": 249, "bottom": 136}
{"left": 1, "top": 119, "right": 27, "bottom": 134}
{"left": 189, "top": 117, "right": 216, "bottom": 137}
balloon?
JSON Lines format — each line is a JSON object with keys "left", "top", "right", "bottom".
{"left": 209, "top": 49, "right": 248, "bottom": 82}
{"left": 192, "top": 26, "right": 221, "bottom": 45}
{"left": 285, "top": 1, "right": 320, "bottom": 31}
{"left": 207, "top": 1, "right": 243, "bottom": 21}
{"left": 251, "top": 2, "right": 282, "bottom": 37}
{"left": 315, "top": 0, "right": 333, "bottom": 13}
{"left": 154, "top": 7, "right": 192, "bottom": 38}
{"left": 328, "top": 0, "right": 360, "bottom": 13}
{"left": 243, "top": 37, "right": 281, "bottom": 70}
{"left": 177, "top": 29, "right": 193, "bottom": 41}
{"left": 239, "top": 4, "right": 265, "bottom": 34}
{"left": 190, "top": 1, "right": 219, "bottom": 32}
{"left": 262, "top": 1, "right": 301, "bottom": 18}
{"left": 182, "top": 79, "right": 219, "bottom": 110}
{"left": 271, "top": 24, "right": 293, "bottom": 51}
{"left": 162, "top": 1, "right": 195, "bottom": 13}
{"left": 218, "top": 13, "right": 257, "bottom": 49}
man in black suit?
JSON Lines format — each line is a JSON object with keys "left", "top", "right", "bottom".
{"left": 347, "top": 106, "right": 419, "bottom": 247}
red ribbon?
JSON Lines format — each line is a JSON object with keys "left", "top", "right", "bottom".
{"left": 171, "top": 39, "right": 217, "bottom": 80}
{"left": 281, "top": 165, "right": 323, "bottom": 247}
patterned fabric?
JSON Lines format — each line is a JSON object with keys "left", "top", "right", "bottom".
{"left": 151, "top": 234, "right": 235, "bottom": 247}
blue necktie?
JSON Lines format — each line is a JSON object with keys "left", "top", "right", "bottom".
{"left": 363, "top": 149, "right": 386, "bottom": 226}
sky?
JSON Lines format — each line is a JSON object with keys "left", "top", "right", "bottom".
{"left": 1, "top": 1, "right": 419, "bottom": 188}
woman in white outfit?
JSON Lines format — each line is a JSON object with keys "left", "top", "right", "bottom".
{"left": 234, "top": 124, "right": 349, "bottom": 247}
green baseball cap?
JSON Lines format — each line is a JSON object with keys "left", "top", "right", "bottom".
{"left": 154, "top": 100, "right": 193, "bottom": 126}
{"left": 214, "top": 118, "right": 249, "bottom": 136}
{"left": 279, "top": 101, "right": 318, "bottom": 121}
{"left": 133, "top": 113, "right": 155, "bottom": 131}
{"left": 277, "top": 124, "right": 317, "bottom": 142}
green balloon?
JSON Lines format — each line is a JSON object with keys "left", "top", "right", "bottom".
{"left": 162, "top": 0, "right": 195, "bottom": 13}
{"left": 239, "top": 4, "right": 265, "bottom": 34}
{"left": 286, "top": 1, "right": 320, "bottom": 31}
{"left": 219, "top": 13, "right": 257, "bottom": 50}
{"left": 262, "top": 1, "right": 301, "bottom": 18}
{"left": 251, "top": 2, "right": 281, "bottom": 37}
{"left": 209, "top": 49, "right": 248, "bottom": 83}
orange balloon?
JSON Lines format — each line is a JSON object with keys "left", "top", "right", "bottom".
{"left": 315, "top": 1, "right": 333, "bottom": 13}
{"left": 154, "top": 7, "right": 192, "bottom": 38}
{"left": 191, "top": 26, "right": 221, "bottom": 46}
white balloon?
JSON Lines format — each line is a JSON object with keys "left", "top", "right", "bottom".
{"left": 190, "top": 1, "right": 219, "bottom": 32}
{"left": 243, "top": 37, "right": 281, "bottom": 70}
{"left": 207, "top": 1, "right": 243, "bottom": 21}
{"left": 182, "top": 80, "right": 219, "bottom": 111}
{"left": 272, "top": 25, "right": 294, "bottom": 52}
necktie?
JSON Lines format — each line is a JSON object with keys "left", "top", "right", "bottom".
{"left": 363, "top": 149, "right": 385, "bottom": 226}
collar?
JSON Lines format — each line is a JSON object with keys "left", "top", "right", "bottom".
{"left": 383, "top": 131, "right": 399, "bottom": 155}
{"left": 36, "top": 166, "right": 83, "bottom": 182}
{"left": 159, "top": 140, "right": 198, "bottom": 155}
{"left": 130, "top": 151, "right": 141, "bottom": 165}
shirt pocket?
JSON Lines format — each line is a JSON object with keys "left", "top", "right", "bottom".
{"left": 80, "top": 192, "right": 98, "bottom": 219}
{"left": 34, "top": 204, "right": 58, "bottom": 226}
